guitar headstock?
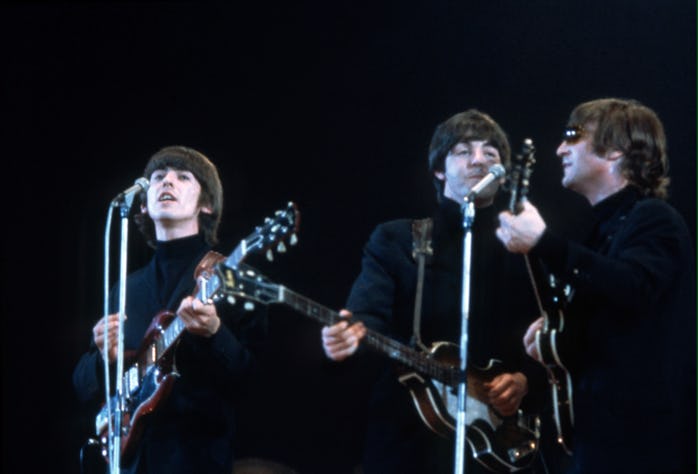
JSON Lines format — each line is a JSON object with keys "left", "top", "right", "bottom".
{"left": 217, "top": 264, "right": 281, "bottom": 306}
{"left": 505, "top": 138, "right": 536, "bottom": 214}
{"left": 226, "top": 201, "right": 300, "bottom": 268}
{"left": 195, "top": 202, "right": 299, "bottom": 306}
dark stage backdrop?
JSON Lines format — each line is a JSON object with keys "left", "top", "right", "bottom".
{"left": 2, "top": 1, "right": 695, "bottom": 473}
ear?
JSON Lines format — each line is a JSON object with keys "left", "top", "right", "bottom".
{"left": 140, "top": 203, "right": 148, "bottom": 215}
{"left": 200, "top": 205, "right": 213, "bottom": 215}
{"left": 434, "top": 170, "right": 445, "bottom": 181}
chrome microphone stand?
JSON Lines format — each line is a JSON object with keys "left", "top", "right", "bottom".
{"left": 107, "top": 189, "right": 140, "bottom": 474}
{"left": 454, "top": 197, "right": 475, "bottom": 474}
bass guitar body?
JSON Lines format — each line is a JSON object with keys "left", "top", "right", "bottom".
{"left": 219, "top": 266, "right": 541, "bottom": 473}
{"left": 396, "top": 342, "right": 540, "bottom": 472}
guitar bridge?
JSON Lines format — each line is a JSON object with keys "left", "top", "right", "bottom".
{"left": 507, "top": 439, "right": 538, "bottom": 463}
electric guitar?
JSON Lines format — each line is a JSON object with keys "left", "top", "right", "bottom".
{"left": 96, "top": 202, "right": 300, "bottom": 465}
{"left": 506, "top": 139, "right": 574, "bottom": 455}
{"left": 219, "top": 264, "right": 541, "bottom": 473}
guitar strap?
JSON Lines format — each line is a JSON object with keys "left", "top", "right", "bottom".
{"left": 411, "top": 218, "right": 434, "bottom": 352}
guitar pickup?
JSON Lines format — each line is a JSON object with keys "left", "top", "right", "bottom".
{"left": 126, "top": 364, "right": 140, "bottom": 395}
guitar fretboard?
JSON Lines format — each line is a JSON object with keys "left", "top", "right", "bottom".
{"left": 158, "top": 316, "right": 186, "bottom": 354}
{"left": 279, "top": 287, "right": 456, "bottom": 384}
{"left": 159, "top": 271, "right": 222, "bottom": 354}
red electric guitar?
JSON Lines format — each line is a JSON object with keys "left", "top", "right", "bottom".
{"left": 95, "top": 202, "right": 300, "bottom": 465}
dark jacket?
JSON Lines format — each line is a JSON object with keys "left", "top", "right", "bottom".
{"left": 531, "top": 187, "right": 696, "bottom": 474}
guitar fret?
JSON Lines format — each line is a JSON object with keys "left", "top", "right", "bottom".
{"left": 154, "top": 339, "right": 163, "bottom": 363}
{"left": 282, "top": 288, "right": 337, "bottom": 326}
{"left": 364, "top": 331, "right": 448, "bottom": 381}
{"left": 169, "top": 318, "right": 182, "bottom": 344}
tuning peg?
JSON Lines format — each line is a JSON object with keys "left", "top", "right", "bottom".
{"left": 277, "top": 241, "right": 287, "bottom": 253}
{"left": 290, "top": 233, "right": 298, "bottom": 246}
{"left": 266, "top": 249, "right": 274, "bottom": 261}
{"left": 244, "top": 301, "right": 255, "bottom": 311}
{"left": 227, "top": 296, "right": 236, "bottom": 305}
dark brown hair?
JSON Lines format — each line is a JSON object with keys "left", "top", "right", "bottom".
{"left": 428, "top": 109, "right": 510, "bottom": 201}
{"left": 568, "top": 98, "right": 669, "bottom": 199}
{"left": 135, "top": 145, "right": 223, "bottom": 247}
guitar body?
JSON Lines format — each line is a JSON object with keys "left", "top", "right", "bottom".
{"left": 98, "top": 310, "right": 180, "bottom": 465}
{"left": 396, "top": 341, "right": 460, "bottom": 438}
{"left": 534, "top": 311, "right": 574, "bottom": 455}
{"left": 396, "top": 342, "right": 540, "bottom": 472}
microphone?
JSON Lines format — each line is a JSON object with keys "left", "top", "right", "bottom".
{"left": 465, "top": 164, "right": 506, "bottom": 201}
{"left": 112, "top": 177, "right": 150, "bottom": 208}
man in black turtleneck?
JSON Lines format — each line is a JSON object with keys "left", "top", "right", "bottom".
{"left": 320, "top": 110, "right": 545, "bottom": 474}
{"left": 73, "top": 146, "right": 266, "bottom": 473}
{"left": 498, "top": 98, "right": 696, "bottom": 474}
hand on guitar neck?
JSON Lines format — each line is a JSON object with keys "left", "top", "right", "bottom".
{"left": 496, "top": 200, "right": 547, "bottom": 254}
{"left": 176, "top": 295, "right": 220, "bottom": 337}
{"left": 321, "top": 309, "right": 366, "bottom": 362}
{"left": 522, "top": 316, "right": 545, "bottom": 362}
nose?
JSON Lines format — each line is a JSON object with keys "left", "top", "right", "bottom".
{"left": 556, "top": 141, "right": 568, "bottom": 158}
{"left": 161, "top": 170, "right": 177, "bottom": 186}
{"left": 471, "top": 147, "right": 488, "bottom": 165}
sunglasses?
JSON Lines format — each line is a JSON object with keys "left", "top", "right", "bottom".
{"left": 563, "top": 126, "right": 585, "bottom": 144}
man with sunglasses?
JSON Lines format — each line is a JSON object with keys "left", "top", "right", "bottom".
{"left": 497, "top": 98, "right": 695, "bottom": 473}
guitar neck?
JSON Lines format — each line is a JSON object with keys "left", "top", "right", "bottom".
{"left": 278, "top": 286, "right": 455, "bottom": 384}
{"left": 149, "top": 254, "right": 227, "bottom": 364}
{"left": 224, "top": 247, "right": 244, "bottom": 269}
{"left": 158, "top": 315, "right": 187, "bottom": 354}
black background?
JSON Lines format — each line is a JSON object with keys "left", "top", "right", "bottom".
{"left": 2, "top": 1, "right": 695, "bottom": 473}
